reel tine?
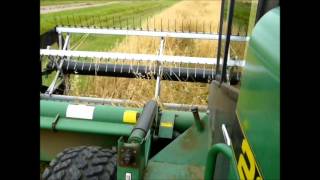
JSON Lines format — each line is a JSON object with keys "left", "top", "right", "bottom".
{"left": 113, "top": 16, "right": 115, "bottom": 29}
{"left": 145, "top": 60, "right": 148, "bottom": 74}
{"left": 179, "top": 62, "right": 181, "bottom": 77}
{"left": 203, "top": 63, "right": 205, "bottom": 79}
{"left": 209, "top": 22, "right": 211, "bottom": 34}
{"left": 147, "top": 17, "right": 149, "bottom": 31}
{"left": 93, "top": 15, "right": 96, "bottom": 28}
{"left": 79, "top": 16, "right": 83, "bottom": 27}
{"left": 61, "top": 16, "right": 64, "bottom": 27}
{"left": 85, "top": 16, "right": 89, "bottom": 27}
{"left": 140, "top": 16, "right": 142, "bottom": 30}
{"left": 127, "top": 17, "right": 129, "bottom": 30}
{"left": 120, "top": 59, "right": 123, "bottom": 73}
{"left": 136, "top": 60, "right": 140, "bottom": 73}
{"left": 72, "top": 15, "right": 76, "bottom": 27}
{"left": 94, "top": 59, "right": 97, "bottom": 75}
{"left": 203, "top": 21, "right": 205, "bottom": 34}
{"left": 196, "top": 19, "right": 198, "bottom": 33}
{"left": 133, "top": 16, "right": 135, "bottom": 30}
{"left": 90, "top": 15, "right": 96, "bottom": 28}
{"left": 167, "top": 18, "right": 169, "bottom": 32}
{"left": 89, "top": 59, "right": 92, "bottom": 72}
{"left": 81, "top": 60, "right": 85, "bottom": 71}
{"left": 106, "top": 16, "right": 109, "bottom": 28}
{"left": 67, "top": 16, "right": 70, "bottom": 26}
{"left": 114, "top": 58, "right": 117, "bottom": 72}
{"left": 161, "top": 18, "right": 162, "bottom": 32}
{"left": 119, "top": 16, "right": 122, "bottom": 29}
{"left": 96, "top": 58, "right": 101, "bottom": 75}
{"left": 130, "top": 58, "right": 133, "bottom": 73}
{"left": 99, "top": 15, "right": 102, "bottom": 28}
{"left": 74, "top": 56, "right": 80, "bottom": 71}
{"left": 77, "top": 16, "right": 83, "bottom": 27}
{"left": 174, "top": 19, "right": 176, "bottom": 32}
{"left": 95, "top": 15, "right": 99, "bottom": 28}
{"left": 89, "top": 15, "right": 92, "bottom": 27}
{"left": 105, "top": 58, "right": 109, "bottom": 72}
{"left": 212, "top": 63, "right": 214, "bottom": 79}
{"left": 187, "top": 62, "right": 189, "bottom": 79}
{"left": 154, "top": 18, "right": 156, "bottom": 31}
{"left": 182, "top": 20, "right": 183, "bottom": 32}
{"left": 194, "top": 63, "right": 197, "bottom": 78}
{"left": 96, "top": 62, "right": 99, "bottom": 76}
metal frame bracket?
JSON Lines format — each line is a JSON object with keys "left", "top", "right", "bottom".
{"left": 51, "top": 113, "right": 61, "bottom": 132}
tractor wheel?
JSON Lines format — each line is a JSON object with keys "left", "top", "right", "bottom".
{"left": 42, "top": 146, "right": 117, "bottom": 180}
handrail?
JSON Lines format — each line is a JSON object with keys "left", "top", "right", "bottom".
{"left": 204, "top": 143, "right": 238, "bottom": 180}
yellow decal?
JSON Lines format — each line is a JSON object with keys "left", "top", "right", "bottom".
{"left": 160, "top": 122, "right": 173, "bottom": 128}
{"left": 123, "top": 111, "right": 138, "bottom": 124}
{"left": 237, "top": 139, "right": 263, "bottom": 180}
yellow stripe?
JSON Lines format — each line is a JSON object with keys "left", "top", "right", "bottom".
{"left": 123, "top": 111, "right": 138, "bottom": 124}
{"left": 160, "top": 122, "right": 173, "bottom": 128}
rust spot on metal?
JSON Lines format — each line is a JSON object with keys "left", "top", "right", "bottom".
{"left": 180, "top": 128, "right": 198, "bottom": 150}
{"left": 187, "top": 165, "right": 204, "bottom": 180}
{"left": 180, "top": 123, "right": 206, "bottom": 150}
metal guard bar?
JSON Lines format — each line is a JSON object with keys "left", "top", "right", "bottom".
{"left": 41, "top": 116, "right": 134, "bottom": 136}
{"left": 40, "top": 49, "right": 246, "bottom": 66}
{"left": 40, "top": 94, "right": 208, "bottom": 112}
{"left": 56, "top": 27, "right": 249, "bottom": 42}
{"left": 204, "top": 143, "right": 238, "bottom": 180}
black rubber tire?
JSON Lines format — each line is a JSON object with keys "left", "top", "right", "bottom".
{"left": 42, "top": 146, "right": 117, "bottom": 180}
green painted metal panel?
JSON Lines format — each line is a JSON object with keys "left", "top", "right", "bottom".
{"left": 117, "top": 167, "right": 140, "bottom": 180}
{"left": 41, "top": 116, "right": 134, "bottom": 136}
{"left": 94, "top": 105, "right": 140, "bottom": 123}
{"left": 40, "top": 100, "right": 140, "bottom": 124}
{"left": 40, "top": 100, "right": 68, "bottom": 117}
{"left": 158, "top": 113, "right": 175, "bottom": 139}
{"left": 144, "top": 161, "right": 204, "bottom": 180}
{"left": 163, "top": 111, "right": 206, "bottom": 132}
{"left": 236, "top": 7, "right": 280, "bottom": 179}
{"left": 117, "top": 136, "right": 146, "bottom": 180}
{"left": 151, "top": 116, "right": 211, "bottom": 166}
{"left": 40, "top": 100, "right": 201, "bottom": 131}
